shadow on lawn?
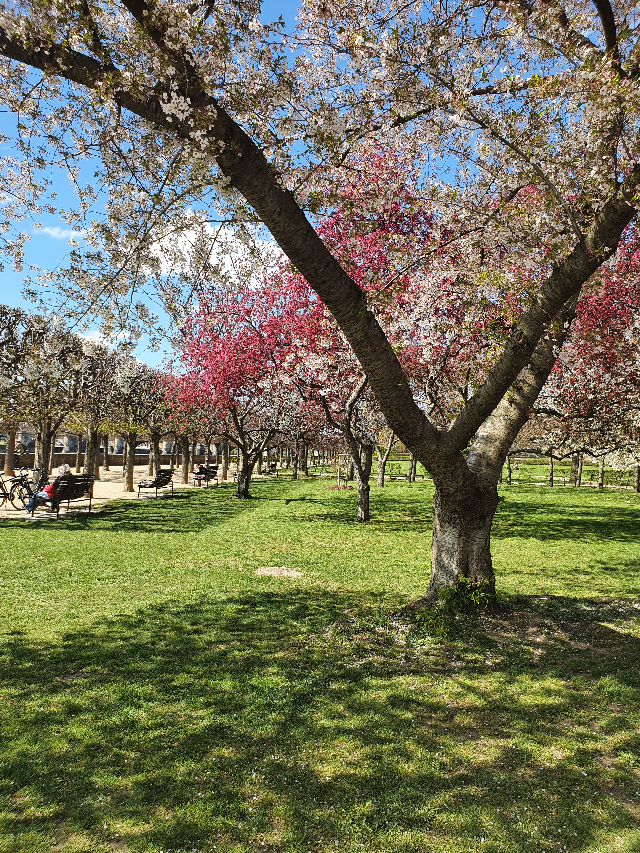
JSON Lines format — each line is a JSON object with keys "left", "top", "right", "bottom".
{"left": 0, "top": 591, "right": 639, "bottom": 852}
{"left": 0, "top": 483, "right": 253, "bottom": 535}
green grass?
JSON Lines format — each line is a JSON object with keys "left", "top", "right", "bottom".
{"left": 0, "top": 479, "right": 639, "bottom": 853}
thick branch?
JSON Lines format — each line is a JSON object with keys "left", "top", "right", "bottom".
{"left": 444, "top": 163, "right": 640, "bottom": 456}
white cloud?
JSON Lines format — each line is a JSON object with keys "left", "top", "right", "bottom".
{"left": 36, "top": 226, "right": 86, "bottom": 240}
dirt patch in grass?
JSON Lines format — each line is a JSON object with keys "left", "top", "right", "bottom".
{"left": 255, "top": 566, "right": 303, "bottom": 578}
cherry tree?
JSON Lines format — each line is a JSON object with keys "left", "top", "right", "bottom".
{"left": 0, "top": 1, "right": 639, "bottom": 602}
{"left": 169, "top": 279, "right": 309, "bottom": 498}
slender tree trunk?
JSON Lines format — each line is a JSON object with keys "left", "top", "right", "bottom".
{"left": 569, "top": 451, "right": 579, "bottom": 486}
{"left": 103, "top": 434, "right": 110, "bottom": 471}
{"left": 170, "top": 439, "right": 178, "bottom": 469}
{"left": 346, "top": 460, "right": 354, "bottom": 481}
{"left": 48, "top": 435, "right": 56, "bottom": 474}
{"left": 406, "top": 453, "right": 416, "bottom": 482}
{"left": 34, "top": 419, "right": 53, "bottom": 475}
{"left": 548, "top": 451, "right": 554, "bottom": 487}
{"left": 577, "top": 453, "right": 583, "bottom": 488}
{"left": 3, "top": 430, "right": 16, "bottom": 476}
{"left": 301, "top": 441, "right": 309, "bottom": 476}
{"left": 190, "top": 438, "right": 197, "bottom": 473}
{"left": 256, "top": 452, "right": 262, "bottom": 475}
{"left": 151, "top": 432, "right": 161, "bottom": 477}
{"left": 122, "top": 438, "right": 128, "bottom": 478}
{"left": 506, "top": 454, "right": 512, "bottom": 485}
{"left": 124, "top": 431, "right": 136, "bottom": 492}
{"left": 634, "top": 464, "right": 640, "bottom": 493}
{"left": 84, "top": 429, "right": 99, "bottom": 477}
{"left": 205, "top": 440, "right": 212, "bottom": 467}
{"left": 598, "top": 458, "right": 604, "bottom": 490}
{"left": 180, "top": 435, "right": 190, "bottom": 484}
{"left": 292, "top": 438, "right": 299, "bottom": 480}
{"left": 235, "top": 448, "right": 252, "bottom": 498}
{"left": 75, "top": 434, "right": 83, "bottom": 473}
{"left": 221, "top": 439, "right": 229, "bottom": 481}
{"left": 354, "top": 444, "right": 374, "bottom": 522}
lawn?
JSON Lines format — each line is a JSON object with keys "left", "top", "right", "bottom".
{"left": 0, "top": 478, "right": 638, "bottom": 853}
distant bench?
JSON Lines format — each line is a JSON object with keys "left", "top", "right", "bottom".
{"left": 193, "top": 465, "right": 218, "bottom": 488}
{"left": 137, "top": 469, "right": 174, "bottom": 498}
{"left": 31, "top": 474, "right": 94, "bottom": 518}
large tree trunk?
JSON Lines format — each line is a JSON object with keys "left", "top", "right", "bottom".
{"left": 426, "top": 485, "right": 498, "bottom": 601}
{"left": 124, "top": 431, "right": 136, "bottom": 492}
{"left": 4, "top": 430, "right": 16, "bottom": 476}
{"left": 180, "top": 435, "right": 190, "bottom": 484}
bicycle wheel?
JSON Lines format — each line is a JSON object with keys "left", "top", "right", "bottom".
{"left": 10, "top": 482, "right": 30, "bottom": 510}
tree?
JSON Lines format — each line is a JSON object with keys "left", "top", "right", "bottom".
{"left": 0, "top": 306, "right": 85, "bottom": 474}
{"left": 0, "top": 1, "right": 639, "bottom": 602}
{"left": 170, "top": 280, "right": 305, "bottom": 498}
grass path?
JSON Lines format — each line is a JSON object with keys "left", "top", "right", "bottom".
{"left": 0, "top": 479, "right": 638, "bottom": 853}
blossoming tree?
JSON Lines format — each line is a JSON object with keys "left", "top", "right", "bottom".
{"left": 0, "top": 0, "right": 639, "bottom": 602}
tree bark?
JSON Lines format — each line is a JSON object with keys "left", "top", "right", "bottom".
{"left": 221, "top": 439, "right": 229, "bottom": 481}
{"left": 354, "top": 444, "right": 374, "bottom": 522}
{"left": 235, "top": 448, "right": 252, "bottom": 498}
{"left": 569, "top": 451, "right": 579, "bottom": 486}
{"left": 598, "top": 458, "right": 604, "bottom": 490}
{"left": 170, "top": 439, "right": 178, "bottom": 469}
{"left": 75, "top": 434, "right": 83, "bottom": 473}
{"left": 548, "top": 451, "right": 554, "bottom": 487}
{"left": 180, "top": 435, "right": 190, "bottom": 484}
{"left": 506, "top": 454, "right": 512, "bottom": 485}
{"left": 103, "top": 434, "right": 110, "bottom": 471}
{"left": 190, "top": 437, "right": 197, "bottom": 473}
{"left": 84, "top": 429, "right": 99, "bottom": 477}
{"left": 3, "top": 430, "right": 16, "bottom": 476}
{"left": 34, "top": 419, "right": 52, "bottom": 475}
{"left": 124, "top": 431, "right": 136, "bottom": 492}
{"left": 376, "top": 432, "right": 395, "bottom": 488}
{"left": 48, "top": 435, "right": 56, "bottom": 474}
{"left": 150, "top": 432, "right": 161, "bottom": 477}
{"left": 425, "top": 486, "right": 498, "bottom": 602}
{"left": 406, "top": 453, "right": 417, "bottom": 482}
{"left": 577, "top": 453, "right": 583, "bottom": 487}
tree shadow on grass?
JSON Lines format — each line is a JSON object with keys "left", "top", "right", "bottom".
{"left": 0, "top": 591, "right": 639, "bottom": 852}
{"left": 0, "top": 484, "right": 256, "bottom": 535}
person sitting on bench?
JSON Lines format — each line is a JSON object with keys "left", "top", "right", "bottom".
{"left": 25, "top": 464, "right": 70, "bottom": 512}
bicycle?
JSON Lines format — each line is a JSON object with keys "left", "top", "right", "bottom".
{"left": 8, "top": 468, "right": 47, "bottom": 510}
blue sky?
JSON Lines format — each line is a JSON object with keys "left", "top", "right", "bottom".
{"left": 0, "top": 0, "right": 302, "bottom": 366}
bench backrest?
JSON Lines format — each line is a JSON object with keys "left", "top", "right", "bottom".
{"left": 56, "top": 475, "right": 94, "bottom": 501}
{"left": 154, "top": 469, "right": 174, "bottom": 486}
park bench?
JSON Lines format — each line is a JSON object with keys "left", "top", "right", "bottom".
{"left": 193, "top": 465, "right": 218, "bottom": 488}
{"left": 137, "top": 469, "right": 174, "bottom": 498}
{"left": 31, "top": 474, "right": 94, "bottom": 518}
{"left": 265, "top": 461, "right": 278, "bottom": 476}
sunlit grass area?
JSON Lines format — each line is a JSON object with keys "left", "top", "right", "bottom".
{"left": 0, "top": 479, "right": 638, "bottom": 852}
